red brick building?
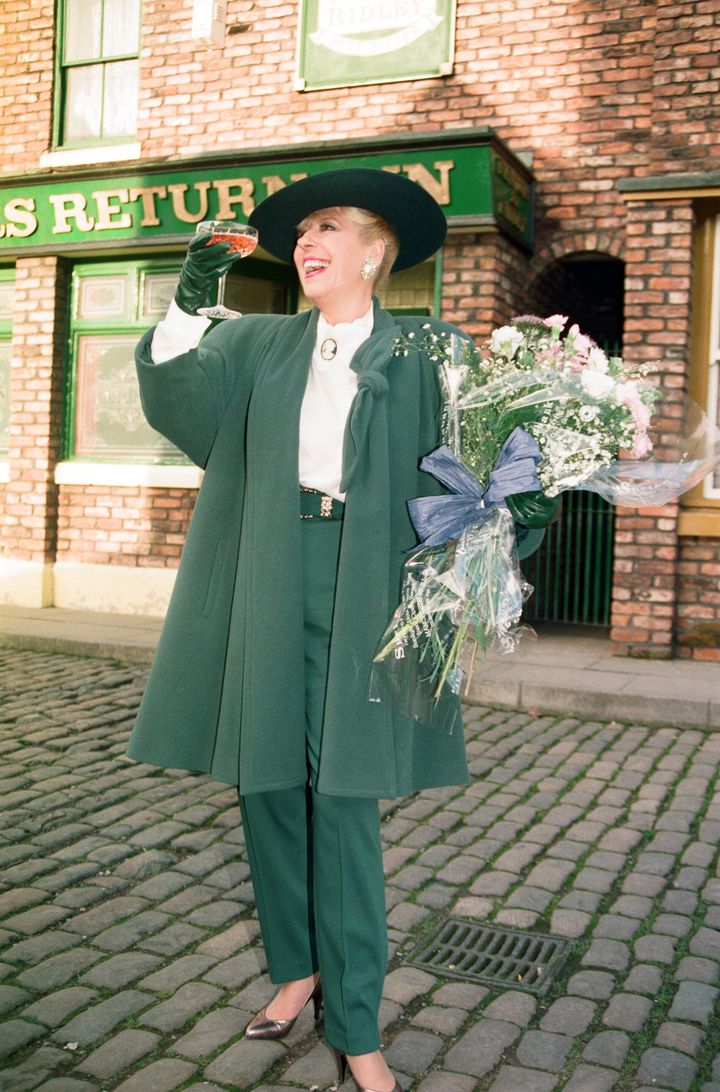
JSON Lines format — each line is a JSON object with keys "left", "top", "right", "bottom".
{"left": 1, "top": 0, "right": 719, "bottom": 659}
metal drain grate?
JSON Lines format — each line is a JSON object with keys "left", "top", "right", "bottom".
{"left": 408, "top": 917, "right": 573, "bottom": 996}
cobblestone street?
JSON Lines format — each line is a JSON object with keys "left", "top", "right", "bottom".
{"left": 1, "top": 647, "right": 719, "bottom": 1091}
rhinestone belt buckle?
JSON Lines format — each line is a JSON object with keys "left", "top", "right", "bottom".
{"left": 320, "top": 494, "right": 333, "bottom": 518}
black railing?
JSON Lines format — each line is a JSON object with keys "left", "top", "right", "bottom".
{"left": 521, "top": 490, "right": 614, "bottom": 626}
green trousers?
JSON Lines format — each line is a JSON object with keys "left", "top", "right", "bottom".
{"left": 239, "top": 514, "right": 388, "bottom": 1054}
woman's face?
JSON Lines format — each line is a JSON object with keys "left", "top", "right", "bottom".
{"left": 293, "top": 207, "right": 384, "bottom": 321}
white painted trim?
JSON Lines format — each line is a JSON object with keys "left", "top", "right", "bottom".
{"left": 705, "top": 213, "right": 720, "bottom": 501}
{"left": 54, "top": 461, "right": 203, "bottom": 488}
{"left": 53, "top": 561, "right": 176, "bottom": 616}
{"left": 0, "top": 460, "right": 9, "bottom": 484}
{"left": 0, "top": 559, "right": 54, "bottom": 607}
{"left": 40, "top": 143, "right": 141, "bottom": 168}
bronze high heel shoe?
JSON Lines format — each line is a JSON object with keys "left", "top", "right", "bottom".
{"left": 332, "top": 1048, "right": 402, "bottom": 1092}
{"left": 245, "top": 977, "right": 323, "bottom": 1040}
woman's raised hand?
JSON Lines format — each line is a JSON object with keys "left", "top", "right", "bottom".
{"left": 174, "top": 232, "right": 236, "bottom": 315}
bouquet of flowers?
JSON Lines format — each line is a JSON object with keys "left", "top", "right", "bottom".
{"left": 372, "top": 314, "right": 719, "bottom": 721}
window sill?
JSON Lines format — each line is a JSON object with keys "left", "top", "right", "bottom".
{"left": 40, "top": 143, "right": 141, "bottom": 169}
{"left": 678, "top": 508, "right": 720, "bottom": 537}
{"left": 54, "top": 461, "right": 203, "bottom": 489}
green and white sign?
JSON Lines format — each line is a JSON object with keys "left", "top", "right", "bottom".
{"left": 296, "top": 0, "right": 456, "bottom": 90}
{"left": 0, "top": 131, "right": 535, "bottom": 253}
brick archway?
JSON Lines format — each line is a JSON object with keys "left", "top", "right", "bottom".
{"left": 532, "top": 233, "right": 625, "bottom": 274}
{"left": 528, "top": 250, "right": 625, "bottom": 349}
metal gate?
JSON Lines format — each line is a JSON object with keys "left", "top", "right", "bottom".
{"left": 521, "top": 490, "right": 614, "bottom": 626}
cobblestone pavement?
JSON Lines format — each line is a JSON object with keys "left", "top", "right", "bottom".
{"left": 1, "top": 649, "right": 720, "bottom": 1092}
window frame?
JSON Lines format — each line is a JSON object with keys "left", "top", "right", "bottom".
{"left": 53, "top": 0, "right": 142, "bottom": 149}
{"left": 63, "top": 254, "right": 296, "bottom": 465}
{"left": 684, "top": 203, "right": 720, "bottom": 517}
{"left": 64, "top": 257, "right": 187, "bottom": 464}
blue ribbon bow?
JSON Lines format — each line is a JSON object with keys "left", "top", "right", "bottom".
{"left": 409, "top": 427, "right": 543, "bottom": 547}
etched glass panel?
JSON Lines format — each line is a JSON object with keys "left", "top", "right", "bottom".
{"left": 64, "top": 0, "right": 102, "bottom": 62}
{"left": 0, "top": 342, "right": 10, "bottom": 455}
{"left": 75, "top": 335, "right": 182, "bottom": 459}
{"left": 142, "top": 273, "right": 178, "bottom": 318}
{"left": 64, "top": 64, "right": 103, "bottom": 141}
{"left": 78, "top": 275, "right": 127, "bottom": 319}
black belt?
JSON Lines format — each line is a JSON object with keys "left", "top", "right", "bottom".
{"left": 300, "top": 486, "right": 345, "bottom": 520}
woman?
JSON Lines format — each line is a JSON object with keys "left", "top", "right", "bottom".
{"left": 127, "top": 169, "right": 553, "bottom": 1090}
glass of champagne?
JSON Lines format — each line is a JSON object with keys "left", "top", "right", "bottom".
{"left": 195, "top": 220, "right": 259, "bottom": 320}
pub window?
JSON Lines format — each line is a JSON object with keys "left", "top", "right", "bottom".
{"left": 66, "top": 257, "right": 294, "bottom": 462}
{"left": 66, "top": 260, "right": 185, "bottom": 462}
{"left": 707, "top": 213, "right": 720, "bottom": 501}
{"left": 688, "top": 208, "right": 720, "bottom": 509}
{"left": 0, "top": 271, "right": 14, "bottom": 457}
{"left": 56, "top": 0, "right": 141, "bottom": 146}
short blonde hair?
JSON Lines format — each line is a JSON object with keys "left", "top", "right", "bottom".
{"left": 296, "top": 206, "right": 399, "bottom": 286}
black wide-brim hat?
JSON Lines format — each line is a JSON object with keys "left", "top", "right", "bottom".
{"left": 248, "top": 168, "right": 447, "bottom": 273}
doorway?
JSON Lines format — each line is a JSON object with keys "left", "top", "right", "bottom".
{"left": 522, "top": 253, "right": 624, "bottom": 628}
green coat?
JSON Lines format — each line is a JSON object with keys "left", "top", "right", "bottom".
{"left": 126, "top": 299, "right": 470, "bottom": 797}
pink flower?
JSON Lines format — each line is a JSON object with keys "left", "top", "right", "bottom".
{"left": 618, "top": 381, "right": 654, "bottom": 457}
{"left": 632, "top": 432, "right": 653, "bottom": 458}
{"left": 544, "top": 314, "right": 568, "bottom": 330}
{"left": 618, "top": 382, "right": 652, "bottom": 431}
{"left": 567, "top": 324, "right": 594, "bottom": 358}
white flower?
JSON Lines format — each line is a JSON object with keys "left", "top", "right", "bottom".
{"left": 579, "top": 405, "right": 599, "bottom": 422}
{"left": 490, "top": 326, "right": 524, "bottom": 360}
{"left": 580, "top": 369, "right": 616, "bottom": 399}
{"left": 587, "top": 346, "right": 609, "bottom": 373}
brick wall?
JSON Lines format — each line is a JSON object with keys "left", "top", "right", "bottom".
{"left": 442, "top": 233, "right": 530, "bottom": 341}
{"left": 676, "top": 539, "right": 720, "bottom": 661}
{"left": 610, "top": 196, "right": 720, "bottom": 659}
{"left": 4, "top": 3, "right": 720, "bottom": 193}
{"left": 4, "top": 257, "right": 67, "bottom": 568}
{"left": 0, "top": 1, "right": 54, "bottom": 169}
{"left": 56, "top": 486, "right": 196, "bottom": 568}
{"left": 649, "top": 0, "right": 720, "bottom": 172}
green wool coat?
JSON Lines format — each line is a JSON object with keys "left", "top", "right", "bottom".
{"left": 126, "top": 299, "right": 471, "bottom": 798}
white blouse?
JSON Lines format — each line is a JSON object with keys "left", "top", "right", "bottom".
{"left": 298, "top": 306, "right": 373, "bottom": 501}
{"left": 150, "top": 301, "right": 374, "bottom": 501}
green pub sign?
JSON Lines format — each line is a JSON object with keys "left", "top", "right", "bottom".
{"left": 296, "top": 0, "right": 457, "bottom": 90}
{"left": 0, "top": 133, "right": 535, "bottom": 255}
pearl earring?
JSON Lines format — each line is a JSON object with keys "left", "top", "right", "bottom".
{"left": 361, "top": 256, "right": 378, "bottom": 281}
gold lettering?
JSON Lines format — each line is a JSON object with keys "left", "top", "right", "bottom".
{"left": 492, "top": 153, "right": 530, "bottom": 201}
{"left": 3, "top": 197, "right": 37, "bottom": 238}
{"left": 129, "top": 186, "right": 167, "bottom": 227}
{"left": 92, "top": 189, "right": 133, "bottom": 230}
{"left": 261, "top": 173, "right": 308, "bottom": 197}
{"left": 167, "top": 182, "right": 211, "bottom": 223}
{"left": 213, "top": 178, "right": 255, "bottom": 219}
{"left": 50, "top": 193, "right": 95, "bottom": 234}
{"left": 401, "top": 160, "right": 453, "bottom": 206}
{"left": 497, "top": 199, "right": 526, "bottom": 232}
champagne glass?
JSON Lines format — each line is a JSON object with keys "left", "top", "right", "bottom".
{"left": 196, "top": 220, "right": 259, "bottom": 319}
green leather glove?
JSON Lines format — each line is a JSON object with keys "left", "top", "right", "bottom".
{"left": 174, "top": 232, "right": 236, "bottom": 314}
{"left": 506, "top": 490, "right": 561, "bottom": 529}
